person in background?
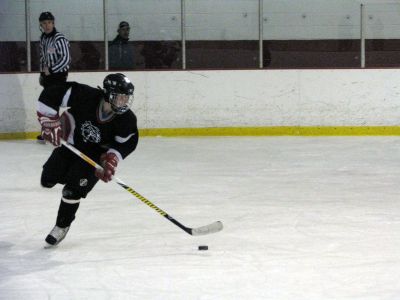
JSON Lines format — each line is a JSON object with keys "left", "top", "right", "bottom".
{"left": 109, "top": 21, "right": 135, "bottom": 70}
{"left": 37, "top": 11, "right": 71, "bottom": 142}
{"left": 39, "top": 12, "right": 71, "bottom": 87}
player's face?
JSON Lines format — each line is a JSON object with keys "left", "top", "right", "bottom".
{"left": 110, "top": 93, "right": 134, "bottom": 114}
{"left": 114, "top": 94, "right": 130, "bottom": 107}
{"left": 40, "top": 20, "right": 54, "bottom": 34}
{"left": 118, "top": 27, "right": 130, "bottom": 39}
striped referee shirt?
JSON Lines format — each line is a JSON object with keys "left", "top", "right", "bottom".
{"left": 40, "top": 28, "right": 71, "bottom": 73}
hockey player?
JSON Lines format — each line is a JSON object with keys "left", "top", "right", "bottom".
{"left": 37, "top": 73, "right": 138, "bottom": 247}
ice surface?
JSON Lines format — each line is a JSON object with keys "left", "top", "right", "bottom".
{"left": 1, "top": 137, "right": 400, "bottom": 300}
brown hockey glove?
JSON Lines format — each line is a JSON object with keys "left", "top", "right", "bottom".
{"left": 95, "top": 153, "right": 119, "bottom": 182}
{"left": 37, "top": 112, "right": 62, "bottom": 147}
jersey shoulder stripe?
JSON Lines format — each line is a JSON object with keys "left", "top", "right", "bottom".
{"left": 54, "top": 33, "right": 68, "bottom": 42}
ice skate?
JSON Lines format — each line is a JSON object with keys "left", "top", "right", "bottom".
{"left": 44, "top": 225, "right": 70, "bottom": 248}
{"left": 36, "top": 134, "right": 46, "bottom": 144}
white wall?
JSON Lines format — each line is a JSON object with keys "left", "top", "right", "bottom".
{"left": 1, "top": 0, "right": 400, "bottom": 41}
{"left": 0, "top": 69, "right": 399, "bottom": 134}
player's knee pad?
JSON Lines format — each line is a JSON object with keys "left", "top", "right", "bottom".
{"left": 62, "top": 186, "right": 84, "bottom": 200}
{"left": 41, "top": 176, "right": 56, "bottom": 188}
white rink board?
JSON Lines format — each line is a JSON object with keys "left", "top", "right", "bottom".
{"left": 1, "top": 69, "right": 400, "bottom": 133}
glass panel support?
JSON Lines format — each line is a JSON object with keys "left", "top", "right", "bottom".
{"left": 104, "top": 0, "right": 109, "bottom": 71}
{"left": 181, "top": 0, "right": 186, "bottom": 69}
{"left": 259, "top": 0, "right": 263, "bottom": 69}
{"left": 25, "top": 0, "right": 31, "bottom": 72}
{"left": 360, "top": 4, "right": 365, "bottom": 68}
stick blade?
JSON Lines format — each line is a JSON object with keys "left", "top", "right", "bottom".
{"left": 191, "top": 221, "right": 223, "bottom": 236}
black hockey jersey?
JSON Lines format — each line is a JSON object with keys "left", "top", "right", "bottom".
{"left": 37, "top": 82, "right": 139, "bottom": 161}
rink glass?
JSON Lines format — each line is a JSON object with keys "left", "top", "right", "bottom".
{"left": 1, "top": 1, "right": 400, "bottom": 71}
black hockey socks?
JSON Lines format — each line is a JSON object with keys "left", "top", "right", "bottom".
{"left": 55, "top": 199, "right": 80, "bottom": 228}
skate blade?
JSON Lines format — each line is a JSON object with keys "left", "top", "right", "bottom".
{"left": 36, "top": 139, "right": 46, "bottom": 145}
{"left": 43, "top": 242, "right": 56, "bottom": 249}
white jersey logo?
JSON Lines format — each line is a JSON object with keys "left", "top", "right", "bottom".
{"left": 81, "top": 121, "right": 101, "bottom": 143}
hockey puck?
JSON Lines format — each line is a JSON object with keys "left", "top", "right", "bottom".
{"left": 198, "top": 245, "right": 208, "bottom": 251}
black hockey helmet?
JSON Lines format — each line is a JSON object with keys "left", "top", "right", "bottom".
{"left": 39, "top": 11, "right": 55, "bottom": 22}
{"left": 103, "top": 73, "right": 134, "bottom": 114}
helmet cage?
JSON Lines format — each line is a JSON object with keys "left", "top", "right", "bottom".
{"left": 107, "top": 92, "right": 134, "bottom": 114}
{"left": 103, "top": 73, "right": 135, "bottom": 115}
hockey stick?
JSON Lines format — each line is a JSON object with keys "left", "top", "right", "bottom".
{"left": 60, "top": 140, "right": 223, "bottom": 236}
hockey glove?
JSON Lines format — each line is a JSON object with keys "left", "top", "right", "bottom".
{"left": 37, "top": 112, "right": 62, "bottom": 147}
{"left": 95, "top": 152, "right": 119, "bottom": 182}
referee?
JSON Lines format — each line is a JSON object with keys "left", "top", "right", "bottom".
{"left": 38, "top": 12, "right": 70, "bottom": 88}
{"left": 37, "top": 11, "right": 71, "bottom": 142}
